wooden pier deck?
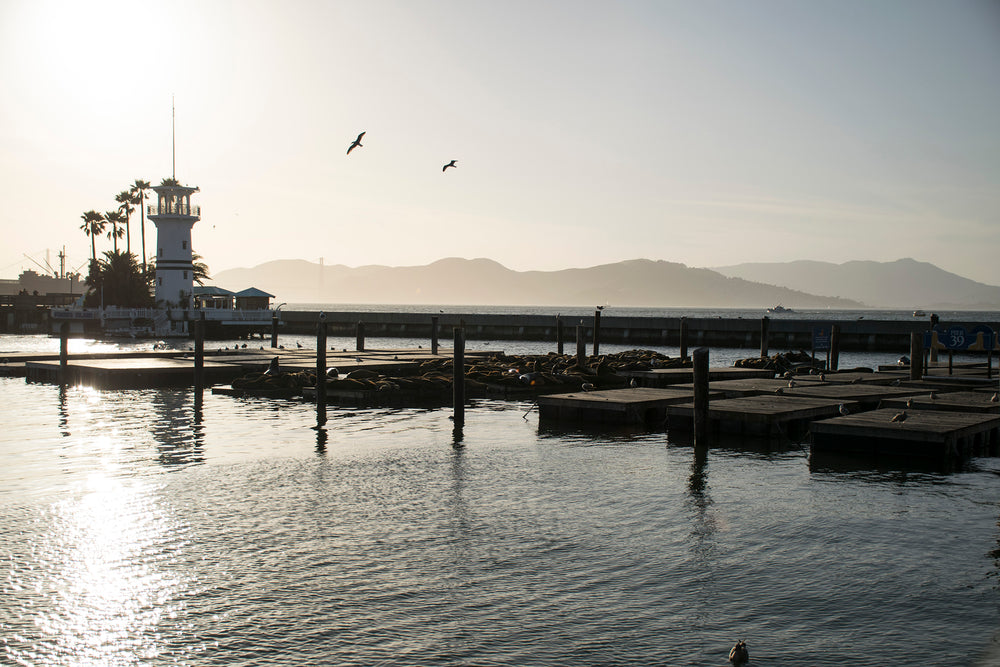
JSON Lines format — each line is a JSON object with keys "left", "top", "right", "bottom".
{"left": 879, "top": 391, "right": 1000, "bottom": 414}
{"left": 779, "top": 383, "right": 923, "bottom": 408}
{"left": 25, "top": 357, "right": 247, "bottom": 389}
{"left": 810, "top": 408, "right": 1000, "bottom": 464}
{"left": 536, "top": 387, "right": 723, "bottom": 425}
{"left": 620, "top": 367, "right": 774, "bottom": 387}
{"left": 664, "top": 395, "right": 855, "bottom": 438}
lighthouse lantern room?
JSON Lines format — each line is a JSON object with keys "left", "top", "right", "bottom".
{"left": 148, "top": 181, "right": 200, "bottom": 309}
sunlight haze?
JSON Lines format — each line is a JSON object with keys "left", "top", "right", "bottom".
{"left": 1, "top": 0, "right": 998, "bottom": 284}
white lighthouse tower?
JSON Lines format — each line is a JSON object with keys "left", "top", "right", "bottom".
{"left": 148, "top": 180, "right": 200, "bottom": 309}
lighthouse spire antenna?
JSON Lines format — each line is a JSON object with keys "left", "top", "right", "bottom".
{"left": 171, "top": 95, "right": 176, "bottom": 180}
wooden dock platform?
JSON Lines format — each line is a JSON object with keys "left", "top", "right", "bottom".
{"left": 779, "top": 383, "right": 922, "bottom": 408}
{"left": 620, "top": 367, "right": 774, "bottom": 387}
{"left": 664, "top": 395, "right": 856, "bottom": 438}
{"left": 537, "top": 387, "right": 721, "bottom": 425}
{"left": 879, "top": 391, "right": 1000, "bottom": 414}
{"left": 25, "top": 357, "right": 248, "bottom": 389}
{"left": 810, "top": 408, "right": 1000, "bottom": 464}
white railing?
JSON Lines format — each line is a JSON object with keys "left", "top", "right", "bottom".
{"left": 147, "top": 204, "right": 201, "bottom": 216}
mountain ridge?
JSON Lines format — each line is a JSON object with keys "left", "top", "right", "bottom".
{"left": 712, "top": 258, "right": 1000, "bottom": 309}
{"left": 211, "top": 257, "right": 863, "bottom": 308}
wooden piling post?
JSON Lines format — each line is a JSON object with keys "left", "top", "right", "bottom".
{"left": 356, "top": 321, "right": 365, "bottom": 352}
{"left": 929, "top": 314, "right": 939, "bottom": 363}
{"left": 316, "top": 317, "right": 327, "bottom": 420}
{"left": 576, "top": 325, "right": 586, "bottom": 365}
{"left": 556, "top": 315, "right": 564, "bottom": 355}
{"left": 593, "top": 310, "right": 602, "bottom": 357}
{"left": 453, "top": 327, "right": 465, "bottom": 425}
{"left": 693, "top": 347, "right": 710, "bottom": 447}
{"left": 59, "top": 321, "right": 69, "bottom": 384}
{"left": 909, "top": 332, "right": 923, "bottom": 381}
{"left": 679, "top": 317, "right": 689, "bottom": 360}
{"left": 760, "top": 316, "right": 770, "bottom": 358}
{"left": 830, "top": 324, "right": 841, "bottom": 371}
{"left": 194, "top": 311, "right": 205, "bottom": 389}
{"left": 270, "top": 313, "right": 279, "bottom": 348}
{"left": 431, "top": 316, "right": 439, "bottom": 355}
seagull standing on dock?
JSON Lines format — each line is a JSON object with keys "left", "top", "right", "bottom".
{"left": 991, "top": 392, "right": 998, "bottom": 403}
{"left": 347, "top": 131, "right": 365, "bottom": 155}
{"left": 891, "top": 410, "right": 908, "bottom": 423}
{"left": 839, "top": 403, "right": 850, "bottom": 416}
{"left": 442, "top": 159, "right": 457, "bottom": 172}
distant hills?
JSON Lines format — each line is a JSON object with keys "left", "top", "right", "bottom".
{"left": 212, "top": 258, "right": 862, "bottom": 308}
{"left": 211, "top": 256, "right": 1000, "bottom": 309}
{"left": 713, "top": 258, "right": 1000, "bottom": 309}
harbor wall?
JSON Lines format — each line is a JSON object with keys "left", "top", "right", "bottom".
{"left": 270, "top": 311, "right": 993, "bottom": 353}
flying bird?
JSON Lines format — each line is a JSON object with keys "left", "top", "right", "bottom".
{"left": 347, "top": 131, "right": 365, "bottom": 155}
{"left": 442, "top": 159, "right": 457, "bottom": 171}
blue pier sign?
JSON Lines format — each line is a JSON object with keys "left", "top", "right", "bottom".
{"left": 924, "top": 325, "right": 995, "bottom": 351}
{"left": 812, "top": 326, "right": 831, "bottom": 351}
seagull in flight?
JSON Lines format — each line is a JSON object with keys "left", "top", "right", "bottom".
{"left": 347, "top": 131, "right": 365, "bottom": 155}
{"left": 442, "top": 159, "right": 457, "bottom": 172}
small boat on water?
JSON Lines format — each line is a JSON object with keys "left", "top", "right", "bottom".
{"left": 913, "top": 309, "right": 926, "bottom": 317}
{"left": 767, "top": 304, "right": 794, "bottom": 314}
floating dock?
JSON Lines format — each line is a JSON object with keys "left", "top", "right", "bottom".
{"left": 536, "top": 387, "right": 723, "bottom": 425}
{"left": 619, "top": 367, "right": 774, "bottom": 387}
{"left": 810, "top": 408, "right": 1000, "bottom": 464}
{"left": 25, "top": 357, "right": 250, "bottom": 389}
{"left": 663, "top": 395, "right": 855, "bottom": 438}
{"left": 879, "top": 391, "right": 1000, "bottom": 414}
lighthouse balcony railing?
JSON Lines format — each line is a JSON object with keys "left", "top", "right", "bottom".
{"left": 147, "top": 204, "right": 201, "bottom": 216}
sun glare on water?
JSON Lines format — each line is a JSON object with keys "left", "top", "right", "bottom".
{"left": 6, "top": 471, "right": 197, "bottom": 665}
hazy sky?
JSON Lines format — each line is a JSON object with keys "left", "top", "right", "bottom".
{"left": 1, "top": 0, "right": 998, "bottom": 284}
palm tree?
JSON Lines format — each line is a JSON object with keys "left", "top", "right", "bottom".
{"left": 130, "top": 179, "right": 151, "bottom": 274}
{"left": 84, "top": 249, "right": 154, "bottom": 308}
{"left": 104, "top": 210, "right": 125, "bottom": 253}
{"left": 79, "top": 210, "right": 105, "bottom": 267}
{"left": 115, "top": 190, "right": 134, "bottom": 254}
{"left": 191, "top": 251, "right": 211, "bottom": 286}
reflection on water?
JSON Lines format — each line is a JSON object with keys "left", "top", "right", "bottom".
{"left": 150, "top": 390, "right": 205, "bottom": 467}
{"left": 5, "top": 474, "right": 201, "bottom": 666}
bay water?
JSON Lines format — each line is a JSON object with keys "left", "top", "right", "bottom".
{"left": 2, "top": 326, "right": 1000, "bottom": 665}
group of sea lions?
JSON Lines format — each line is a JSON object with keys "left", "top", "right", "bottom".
{"left": 228, "top": 349, "right": 687, "bottom": 398}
